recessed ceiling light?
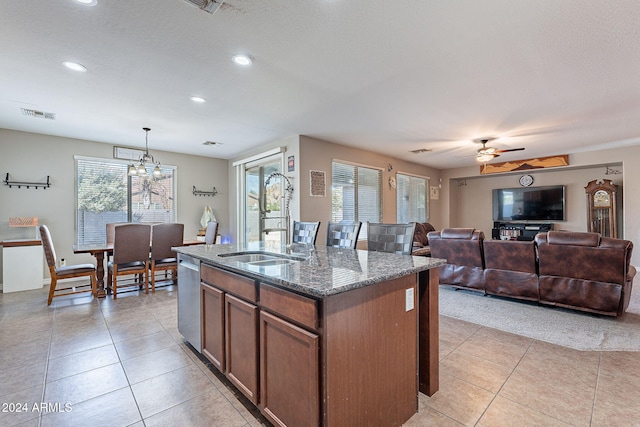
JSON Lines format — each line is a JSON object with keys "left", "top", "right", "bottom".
{"left": 74, "top": 0, "right": 97, "bottom": 6}
{"left": 190, "top": 96, "right": 206, "bottom": 103}
{"left": 62, "top": 61, "right": 87, "bottom": 72}
{"left": 232, "top": 54, "right": 253, "bottom": 66}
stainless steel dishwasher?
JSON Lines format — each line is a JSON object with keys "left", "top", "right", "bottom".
{"left": 177, "top": 253, "right": 201, "bottom": 351}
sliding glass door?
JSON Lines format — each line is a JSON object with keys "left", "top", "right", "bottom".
{"left": 244, "top": 156, "right": 284, "bottom": 246}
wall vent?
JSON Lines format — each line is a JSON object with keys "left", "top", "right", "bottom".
{"left": 182, "top": 0, "right": 224, "bottom": 14}
{"left": 21, "top": 108, "right": 56, "bottom": 120}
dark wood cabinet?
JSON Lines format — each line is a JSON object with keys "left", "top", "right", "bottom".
{"left": 225, "top": 293, "right": 259, "bottom": 404}
{"left": 199, "top": 263, "right": 434, "bottom": 427}
{"left": 201, "top": 283, "right": 225, "bottom": 371}
{"left": 201, "top": 264, "right": 260, "bottom": 404}
{"left": 259, "top": 311, "right": 319, "bottom": 427}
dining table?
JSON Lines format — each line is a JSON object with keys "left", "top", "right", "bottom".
{"left": 73, "top": 239, "right": 204, "bottom": 297}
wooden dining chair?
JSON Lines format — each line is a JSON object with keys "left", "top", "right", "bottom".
{"left": 149, "top": 223, "right": 184, "bottom": 292}
{"left": 292, "top": 221, "right": 321, "bottom": 245}
{"left": 105, "top": 222, "right": 126, "bottom": 262}
{"left": 204, "top": 221, "right": 219, "bottom": 245}
{"left": 107, "top": 223, "right": 151, "bottom": 299}
{"left": 40, "top": 224, "right": 97, "bottom": 305}
{"left": 367, "top": 222, "right": 416, "bottom": 255}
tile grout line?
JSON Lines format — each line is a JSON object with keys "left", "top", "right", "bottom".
{"left": 99, "top": 296, "right": 147, "bottom": 425}
{"left": 589, "top": 351, "right": 603, "bottom": 427}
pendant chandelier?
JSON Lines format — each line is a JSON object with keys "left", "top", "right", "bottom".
{"left": 128, "top": 127, "right": 162, "bottom": 178}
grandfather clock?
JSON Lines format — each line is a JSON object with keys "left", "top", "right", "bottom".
{"left": 585, "top": 179, "right": 618, "bottom": 238}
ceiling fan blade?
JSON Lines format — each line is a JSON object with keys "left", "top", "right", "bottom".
{"left": 496, "top": 147, "right": 525, "bottom": 153}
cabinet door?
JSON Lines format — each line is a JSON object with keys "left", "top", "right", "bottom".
{"left": 201, "top": 283, "right": 225, "bottom": 371}
{"left": 225, "top": 293, "right": 259, "bottom": 404}
{"left": 260, "top": 311, "right": 319, "bottom": 427}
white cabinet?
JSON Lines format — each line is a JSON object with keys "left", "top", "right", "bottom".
{"left": 2, "top": 240, "right": 44, "bottom": 292}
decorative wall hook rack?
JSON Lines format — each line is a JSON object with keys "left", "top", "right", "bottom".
{"left": 192, "top": 186, "right": 218, "bottom": 197}
{"left": 4, "top": 173, "right": 51, "bottom": 189}
{"left": 605, "top": 166, "right": 622, "bottom": 175}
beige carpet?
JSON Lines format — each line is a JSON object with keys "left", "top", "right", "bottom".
{"left": 439, "top": 281, "right": 640, "bottom": 351}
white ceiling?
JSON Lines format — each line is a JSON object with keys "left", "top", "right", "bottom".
{"left": 2, "top": 0, "right": 640, "bottom": 169}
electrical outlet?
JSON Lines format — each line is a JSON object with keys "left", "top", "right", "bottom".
{"left": 405, "top": 288, "right": 414, "bottom": 311}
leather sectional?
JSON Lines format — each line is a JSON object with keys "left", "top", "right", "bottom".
{"left": 427, "top": 228, "right": 636, "bottom": 316}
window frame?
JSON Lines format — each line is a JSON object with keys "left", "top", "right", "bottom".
{"left": 395, "top": 171, "right": 429, "bottom": 224}
{"left": 331, "top": 159, "right": 383, "bottom": 239}
{"left": 74, "top": 155, "right": 177, "bottom": 245}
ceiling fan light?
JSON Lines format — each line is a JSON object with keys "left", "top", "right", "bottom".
{"left": 478, "top": 147, "right": 497, "bottom": 155}
{"left": 476, "top": 154, "right": 495, "bottom": 163}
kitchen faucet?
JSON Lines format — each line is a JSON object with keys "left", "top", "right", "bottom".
{"left": 260, "top": 172, "right": 294, "bottom": 244}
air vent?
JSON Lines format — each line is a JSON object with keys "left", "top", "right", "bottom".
{"left": 21, "top": 108, "right": 56, "bottom": 120}
{"left": 182, "top": 0, "right": 224, "bottom": 14}
{"left": 203, "top": 141, "right": 223, "bottom": 146}
{"left": 410, "top": 148, "right": 431, "bottom": 154}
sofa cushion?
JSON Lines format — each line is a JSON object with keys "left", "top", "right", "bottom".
{"left": 536, "top": 231, "right": 635, "bottom": 316}
{"left": 428, "top": 228, "right": 485, "bottom": 291}
{"left": 483, "top": 240, "right": 539, "bottom": 301}
{"left": 546, "top": 231, "right": 600, "bottom": 247}
{"left": 538, "top": 276, "right": 622, "bottom": 316}
{"left": 440, "top": 228, "right": 477, "bottom": 240}
{"left": 412, "top": 222, "right": 434, "bottom": 247}
{"left": 483, "top": 240, "right": 536, "bottom": 274}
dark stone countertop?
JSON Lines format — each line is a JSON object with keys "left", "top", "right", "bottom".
{"left": 174, "top": 242, "right": 445, "bottom": 298}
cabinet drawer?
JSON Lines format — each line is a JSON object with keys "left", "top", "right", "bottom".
{"left": 260, "top": 283, "right": 319, "bottom": 330}
{"left": 201, "top": 264, "right": 257, "bottom": 302}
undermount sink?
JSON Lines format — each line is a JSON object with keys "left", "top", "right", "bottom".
{"left": 221, "top": 253, "right": 280, "bottom": 263}
{"left": 247, "top": 258, "right": 295, "bottom": 267}
{"left": 218, "top": 251, "right": 305, "bottom": 266}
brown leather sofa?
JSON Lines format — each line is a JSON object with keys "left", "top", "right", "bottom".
{"left": 412, "top": 222, "right": 436, "bottom": 248}
{"left": 428, "top": 228, "right": 636, "bottom": 316}
{"left": 483, "top": 240, "right": 539, "bottom": 302}
{"left": 535, "top": 231, "right": 636, "bottom": 316}
{"left": 427, "top": 228, "right": 485, "bottom": 291}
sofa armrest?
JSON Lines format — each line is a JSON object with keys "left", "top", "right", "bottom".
{"left": 627, "top": 265, "right": 637, "bottom": 282}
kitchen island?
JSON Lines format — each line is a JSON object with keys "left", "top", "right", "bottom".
{"left": 175, "top": 242, "right": 445, "bottom": 427}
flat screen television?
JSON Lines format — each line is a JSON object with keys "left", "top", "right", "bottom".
{"left": 492, "top": 185, "right": 565, "bottom": 221}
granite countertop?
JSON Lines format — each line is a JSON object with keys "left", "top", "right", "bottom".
{"left": 175, "top": 242, "right": 445, "bottom": 298}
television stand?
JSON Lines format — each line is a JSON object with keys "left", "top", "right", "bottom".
{"left": 491, "top": 221, "right": 553, "bottom": 241}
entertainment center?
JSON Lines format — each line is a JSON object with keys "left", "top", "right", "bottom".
{"left": 491, "top": 184, "right": 564, "bottom": 241}
{"left": 491, "top": 221, "right": 553, "bottom": 241}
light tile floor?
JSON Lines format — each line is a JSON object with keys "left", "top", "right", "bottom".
{"left": 1, "top": 284, "right": 639, "bottom": 426}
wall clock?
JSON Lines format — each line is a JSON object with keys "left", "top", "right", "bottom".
{"left": 519, "top": 174, "right": 534, "bottom": 187}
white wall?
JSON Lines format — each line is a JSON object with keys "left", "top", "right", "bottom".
{"left": 0, "top": 129, "right": 229, "bottom": 282}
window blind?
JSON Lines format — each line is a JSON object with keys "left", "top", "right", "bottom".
{"left": 331, "top": 161, "right": 382, "bottom": 239}
{"left": 75, "top": 158, "right": 176, "bottom": 245}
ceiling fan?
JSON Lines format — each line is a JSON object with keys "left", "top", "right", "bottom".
{"left": 475, "top": 138, "right": 525, "bottom": 162}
